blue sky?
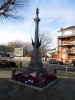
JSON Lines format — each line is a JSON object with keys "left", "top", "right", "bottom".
{"left": 0, "top": 0, "right": 75, "bottom": 48}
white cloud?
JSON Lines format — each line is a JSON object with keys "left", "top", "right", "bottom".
{"left": 0, "top": 0, "right": 75, "bottom": 48}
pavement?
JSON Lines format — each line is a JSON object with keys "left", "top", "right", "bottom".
{"left": 0, "top": 69, "right": 75, "bottom": 100}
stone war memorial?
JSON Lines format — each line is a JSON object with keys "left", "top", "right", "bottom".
{"left": 11, "top": 8, "right": 58, "bottom": 91}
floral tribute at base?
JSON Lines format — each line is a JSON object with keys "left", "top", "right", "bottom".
{"left": 12, "top": 69, "right": 57, "bottom": 88}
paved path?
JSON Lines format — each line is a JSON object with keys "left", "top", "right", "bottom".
{"left": 0, "top": 69, "right": 75, "bottom": 100}
{"left": 0, "top": 70, "right": 12, "bottom": 78}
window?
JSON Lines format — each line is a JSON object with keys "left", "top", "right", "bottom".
{"left": 72, "top": 30, "right": 75, "bottom": 34}
{"left": 62, "top": 47, "right": 66, "bottom": 52}
{"left": 70, "top": 37, "right": 74, "bottom": 42}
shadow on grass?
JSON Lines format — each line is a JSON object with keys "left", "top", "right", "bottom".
{"left": 0, "top": 65, "right": 75, "bottom": 100}
{"left": 0, "top": 77, "right": 75, "bottom": 100}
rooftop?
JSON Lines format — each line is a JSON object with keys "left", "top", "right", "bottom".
{"left": 58, "top": 34, "right": 75, "bottom": 39}
{"left": 58, "top": 25, "right": 75, "bottom": 32}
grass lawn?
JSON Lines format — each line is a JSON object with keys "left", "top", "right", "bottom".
{"left": 0, "top": 77, "right": 75, "bottom": 100}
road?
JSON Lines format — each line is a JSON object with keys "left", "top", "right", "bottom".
{"left": 22, "top": 62, "right": 75, "bottom": 72}
{"left": 45, "top": 64, "right": 75, "bottom": 71}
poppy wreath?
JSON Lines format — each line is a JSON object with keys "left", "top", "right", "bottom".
{"left": 26, "top": 74, "right": 38, "bottom": 85}
{"left": 14, "top": 72, "right": 38, "bottom": 85}
{"left": 14, "top": 72, "right": 25, "bottom": 82}
{"left": 13, "top": 71, "right": 57, "bottom": 86}
{"left": 43, "top": 72, "right": 57, "bottom": 85}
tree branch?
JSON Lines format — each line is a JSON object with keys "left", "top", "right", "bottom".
{"left": 0, "top": 0, "right": 28, "bottom": 18}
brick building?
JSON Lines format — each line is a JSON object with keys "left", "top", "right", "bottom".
{"left": 57, "top": 26, "right": 75, "bottom": 64}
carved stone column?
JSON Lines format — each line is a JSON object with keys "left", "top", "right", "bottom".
{"left": 27, "top": 8, "right": 44, "bottom": 74}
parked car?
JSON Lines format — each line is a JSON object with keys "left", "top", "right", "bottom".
{"left": 48, "top": 59, "right": 63, "bottom": 65}
{"left": 70, "top": 59, "right": 75, "bottom": 66}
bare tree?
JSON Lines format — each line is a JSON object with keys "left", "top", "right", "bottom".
{"left": 13, "top": 31, "right": 52, "bottom": 57}
{"left": 23, "top": 42, "right": 32, "bottom": 56}
{"left": 13, "top": 40, "right": 23, "bottom": 48}
{"left": 13, "top": 40, "right": 32, "bottom": 56}
{"left": 0, "top": 0, "right": 29, "bottom": 18}
{"left": 39, "top": 31, "right": 52, "bottom": 57}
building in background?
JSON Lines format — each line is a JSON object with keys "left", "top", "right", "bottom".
{"left": 57, "top": 25, "right": 75, "bottom": 64}
{"left": 14, "top": 47, "right": 23, "bottom": 57}
{"left": 45, "top": 48, "right": 58, "bottom": 61}
{"left": 8, "top": 42, "right": 13, "bottom": 47}
{"left": 0, "top": 45, "right": 10, "bottom": 57}
{"left": 8, "top": 42, "right": 14, "bottom": 52}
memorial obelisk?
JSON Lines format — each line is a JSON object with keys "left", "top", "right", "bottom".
{"left": 28, "top": 8, "right": 44, "bottom": 74}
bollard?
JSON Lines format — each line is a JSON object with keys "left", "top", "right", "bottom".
{"left": 20, "top": 62, "right": 22, "bottom": 68}
{"left": 54, "top": 69, "right": 57, "bottom": 76}
{"left": 12, "top": 68, "right": 16, "bottom": 79}
{"left": 66, "top": 66, "right": 68, "bottom": 76}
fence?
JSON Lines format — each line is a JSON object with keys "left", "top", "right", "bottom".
{"left": 15, "top": 62, "right": 75, "bottom": 78}
{"left": 46, "top": 65, "right": 75, "bottom": 78}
